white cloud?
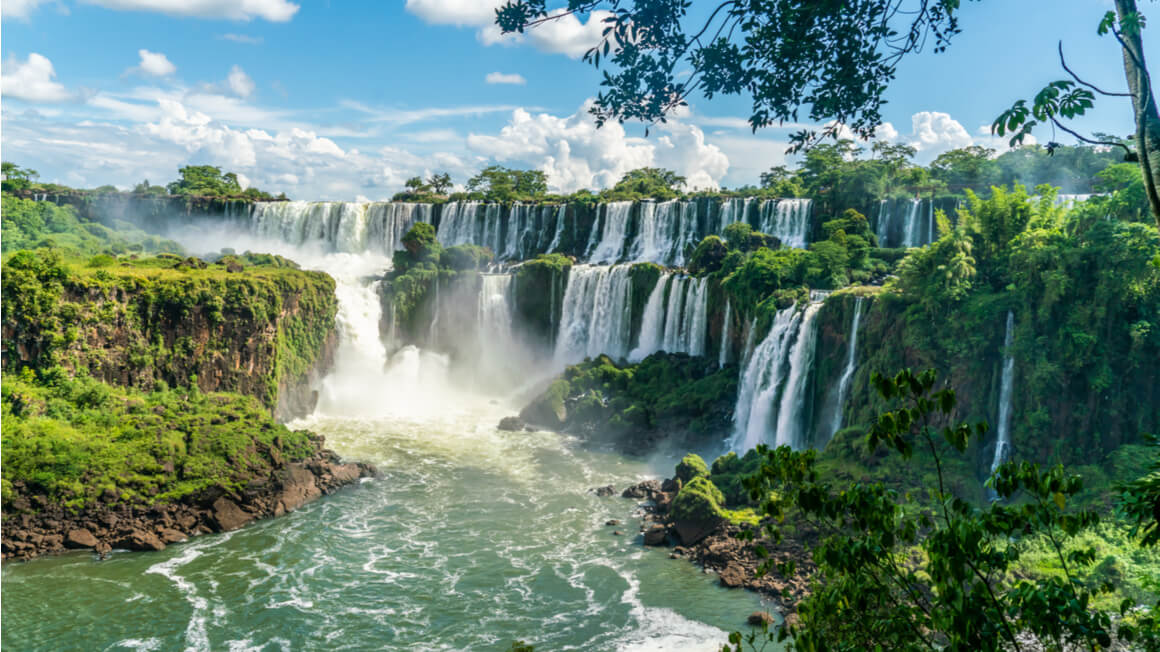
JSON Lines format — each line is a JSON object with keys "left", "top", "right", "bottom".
{"left": 80, "top": 0, "right": 299, "bottom": 21}
{"left": 131, "top": 49, "right": 177, "bottom": 77}
{"left": 2, "top": 0, "right": 45, "bottom": 19}
{"left": 406, "top": 0, "right": 608, "bottom": 59}
{"left": 485, "top": 72, "right": 526, "bottom": 85}
{"left": 227, "top": 65, "right": 255, "bottom": 98}
{"left": 220, "top": 33, "right": 264, "bottom": 45}
{"left": 2, "top": 53, "right": 73, "bottom": 102}
{"left": 907, "top": 111, "right": 973, "bottom": 157}
{"left": 467, "top": 101, "right": 728, "bottom": 193}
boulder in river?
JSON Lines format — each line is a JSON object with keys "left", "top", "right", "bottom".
{"left": 497, "top": 416, "right": 525, "bottom": 431}
{"left": 621, "top": 479, "right": 662, "bottom": 500}
{"left": 64, "top": 528, "right": 98, "bottom": 549}
{"left": 747, "top": 611, "right": 775, "bottom": 627}
{"left": 643, "top": 525, "right": 667, "bottom": 546}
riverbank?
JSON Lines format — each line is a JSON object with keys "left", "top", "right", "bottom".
{"left": 606, "top": 473, "right": 817, "bottom": 619}
{"left": 3, "top": 444, "right": 375, "bottom": 561}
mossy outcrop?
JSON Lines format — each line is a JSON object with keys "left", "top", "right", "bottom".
{"left": 1, "top": 249, "right": 337, "bottom": 420}
{"left": 519, "top": 352, "right": 737, "bottom": 453}
{"left": 669, "top": 476, "right": 727, "bottom": 544}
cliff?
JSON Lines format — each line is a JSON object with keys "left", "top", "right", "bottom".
{"left": 1, "top": 250, "right": 337, "bottom": 421}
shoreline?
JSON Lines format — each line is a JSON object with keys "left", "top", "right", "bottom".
{"left": 2, "top": 445, "right": 375, "bottom": 562}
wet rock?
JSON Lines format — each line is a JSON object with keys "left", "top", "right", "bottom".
{"left": 592, "top": 485, "right": 616, "bottom": 497}
{"left": 748, "top": 611, "right": 775, "bottom": 627}
{"left": 209, "top": 497, "right": 253, "bottom": 532}
{"left": 719, "top": 563, "right": 748, "bottom": 588}
{"left": 158, "top": 528, "right": 188, "bottom": 544}
{"left": 643, "top": 525, "right": 667, "bottom": 546}
{"left": 605, "top": 519, "right": 620, "bottom": 526}
{"left": 116, "top": 529, "right": 166, "bottom": 552}
{"left": 612, "top": 530, "right": 623, "bottom": 536}
{"left": 497, "top": 416, "right": 525, "bottom": 432}
{"left": 65, "top": 528, "right": 99, "bottom": 549}
{"left": 621, "top": 479, "right": 662, "bottom": 500}
{"left": 276, "top": 463, "right": 322, "bottom": 513}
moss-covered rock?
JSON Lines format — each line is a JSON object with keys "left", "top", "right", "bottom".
{"left": 670, "top": 475, "right": 727, "bottom": 544}
{"left": 1, "top": 249, "right": 337, "bottom": 420}
{"left": 675, "top": 453, "right": 709, "bottom": 484}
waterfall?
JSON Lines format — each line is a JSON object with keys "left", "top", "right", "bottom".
{"left": 546, "top": 204, "right": 566, "bottom": 253}
{"left": 827, "top": 297, "right": 865, "bottom": 441}
{"left": 673, "top": 201, "right": 699, "bottom": 267}
{"left": 553, "top": 265, "right": 634, "bottom": 365}
{"left": 589, "top": 201, "right": 633, "bottom": 263}
{"left": 250, "top": 201, "right": 431, "bottom": 255}
{"left": 684, "top": 277, "right": 710, "bottom": 356}
{"left": 877, "top": 198, "right": 935, "bottom": 248}
{"left": 660, "top": 277, "right": 689, "bottom": 352}
{"left": 475, "top": 274, "right": 517, "bottom": 382}
{"left": 730, "top": 299, "right": 824, "bottom": 452}
{"left": 990, "top": 311, "right": 1017, "bottom": 477}
{"left": 757, "top": 198, "right": 812, "bottom": 248}
{"left": 629, "top": 272, "right": 671, "bottom": 362}
{"left": 437, "top": 200, "right": 482, "bottom": 246}
{"left": 718, "top": 299, "right": 732, "bottom": 368}
{"left": 718, "top": 197, "right": 756, "bottom": 233}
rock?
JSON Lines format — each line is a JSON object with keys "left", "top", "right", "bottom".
{"left": 654, "top": 491, "right": 673, "bottom": 512}
{"left": 592, "top": 485, "right": 616, "bottom": 497}
{"left": 605, "top": 519, "right": 620, "bottom": 526}
{"left": 115, "top": 529, "right": 166, "bottom": 552}
{"left": 643, "top": 525, "right": 668, "bottom": 546}
{"left": 674, "top": 454, "right": 710, "bottom": 484}
{"left": 670, "top": 477, "right": 726, "bottom": 545}
{"left": 277, "top": 463, "right": 322, "bottom": 513}
{"left": 325, "top": 462, "right": 362, "bottom": 487}
{"left": 660, "top": 477, "right": 680, "bottom": 493}
{"left": 65, "top": 528, "right": 99, "bottom": 549}
{"left": 158, "top": 528, "right": 188, "bottom": 544}
{"left": 209, "top": 497, "right": 253, "bottom": 532}
{"left": 612, "top": 530, "right": 623, "bottom": 536}
{"left": 621, "top": 479, "right": 662, "bottom": 500}
{"left": 497, "top": 416, "right": 525, "bottom": 431}
{"left": 748, "top": 611, "right": 775, "bottom": 627}
{"left": 719, "top": 563, "right": 748, "bottom": 588}
{"left": 95, "top": 541, "right": 112, "bottom": 557}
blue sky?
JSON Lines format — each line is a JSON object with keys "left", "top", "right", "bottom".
{"left": 1, "top": 0, "right": 1151, "bottom": 200}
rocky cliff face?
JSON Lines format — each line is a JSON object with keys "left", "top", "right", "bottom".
{"left": 1, "top": 251, "right": 337, "bottom": 421}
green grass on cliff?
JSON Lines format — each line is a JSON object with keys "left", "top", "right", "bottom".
{"left": 1, "top": 369, "right": 318, "bottom": 512}
{"left": 2, "top": 248, "right": 336, "bottom": 411}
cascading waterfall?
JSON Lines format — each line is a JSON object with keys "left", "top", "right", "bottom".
{"left": 250, "top": 201, "right": 432, "bottom": 255}
{"left": 436, "top": 200, "right": 482, "bottom": 247}
{"left": 990, "top": 310, "right": 1017, "bottom": 477}
{"left": 660, "top": 277, "right": 709, "bottom": 355}
{"left": 827, "top": 297, "right": 865, "bottom": 441}
{"left": 718, "top": 299, "right": 732, "bottom": 369}
{"left": 588, "top": 201, "right": 633, "bottom": 263}
{"left": 730, "top": 299, "right": 824, "bottom": 452}
{"left": 877, "top": 198, "right": 938, "bottom": 248}
{"left": 553, "top": 265, "right": 634, "bottom": 364}
{"left": 731, "top": 308, "right": 801, "bottom": 453}
{"left": 757, "top": 198, "right": 813, "bottom": 248}
{"left": 629, "top": 272, "right": 672, "bottom": 362}
{"left": 546, "top": 204, "right": 567, "bottom": 253}
{"left": 718, "top": 197, "right": 757, "bottom": 233}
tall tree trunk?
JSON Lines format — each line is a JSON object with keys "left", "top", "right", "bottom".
{"left": 1114, "top": 0, "right": 1160, "bottom": 229}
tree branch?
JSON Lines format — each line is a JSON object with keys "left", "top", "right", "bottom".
{"left": 1047, "top": 116, "right": 1134, "bottom": 156}
{"left": 1058, "top": 42, "right": 1132, "bottom": 97}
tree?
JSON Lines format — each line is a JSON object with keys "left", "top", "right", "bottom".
{"left": 465, "top": 165, "right": 548, "bottom": 201}
{"left": 427, "top": 172, "right": 453, "bottom": 194}
{"left": 2, "top": 162, "right": 38, "bottom": 192}
{"left": 404, "top": 176, "right": 431, "bottom": 193}
{"left": 931, "top": 146, "right": 999, "bottom": 193}
{"left": 609, "top": 167, "right": 686, "bottom": 198}
{"left": 497, "top": 1, "right": 1160, "bottom": 226}
{"left": 992, "top": 5, "right": 1160, "bottom": 227}
{"left": 166, "top": 165, "right": 243, "bottom": 197}
{"left": 724, "top": 369, "right": 1157, "bottom": 651}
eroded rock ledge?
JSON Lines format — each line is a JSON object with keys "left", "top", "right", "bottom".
{"left": 3, "top": 447, "right": 375, "bottom": 562}
{"left": 613, "top": 477, "right": 817, "bottom": 617}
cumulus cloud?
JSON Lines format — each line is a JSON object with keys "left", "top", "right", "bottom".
{"left": 467, "top": 102, "right": 728, "bottom": 192}
{"left": 131, "top": 49, "right": 177, "bottom": 77}
{"left": 2, "top": 53, "right": 73, "bottom": 102}
{"left": 3, "top": 0, "right": 45, "bottom": 19}
{"left": 907, "top": 111, "right": 973, "bottom": 156}
{"left": 406, "top": 0, "right": 608, "bottom": 59}
{"left": 485, "top": 72, "right": 526, "bottom": 85}
{"left": 227, "top": 65, "right": 255, "bottom": 98}
{"left": 80, "top": 0, "right": 299, "bottom": 21}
